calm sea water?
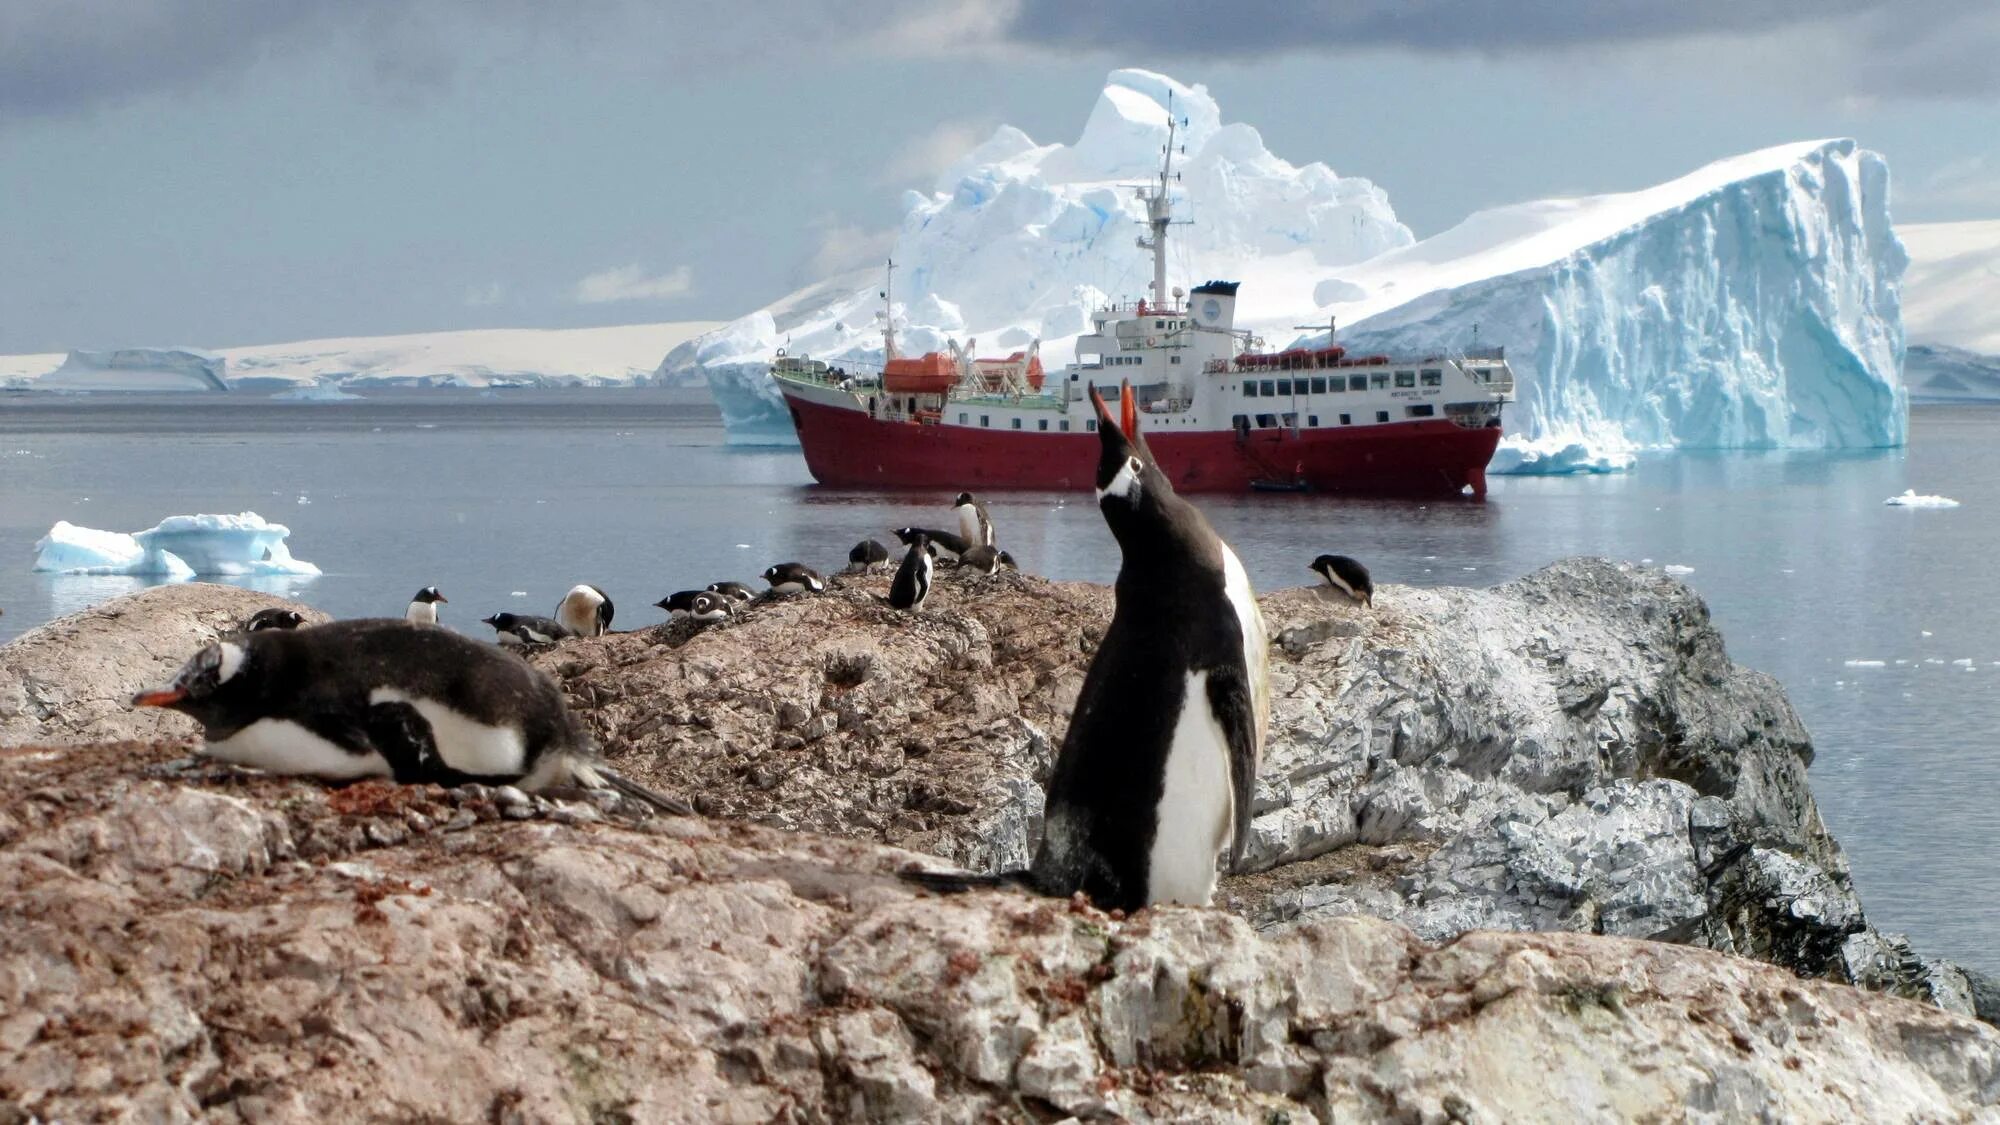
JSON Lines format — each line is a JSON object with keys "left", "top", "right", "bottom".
{"left": 1, "top": 388, "right": 1994, "bottom": 971}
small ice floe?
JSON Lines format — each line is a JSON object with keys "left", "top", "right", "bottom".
{"left": 1663, "top": 564, "right": 1695, "bottom": 576}
{"left": 1884, "top": 489, "right": 1959, "bottom": 508}
{"left": 510, "top": 590, "right": 528, "bottom": 597}
{"left": 1953, "top": 658, "right": 1974, "bottom": 667}
{"left": 1922, "top": 630, "right": 1934, "bottom": 637}
{"left": 1640, "top": 557, "right": 1654, "bottom": 565}
{"left": 415, "top": 423, "right": 438, "bottom": 429}
{"left": 1925, "top": 658, "right": 1946, "bottom": 665}
{"left": 736, "top": 543, "right": 752, "bottom": 549}
{"left": 1844, "top": 660, "right": 1886, "bottom": 668}
{"left": 1895, "top": 660, "right": 1909, "bottom": 665}
{"left": 296, "top": 495, "right": 311, "bottom": 505}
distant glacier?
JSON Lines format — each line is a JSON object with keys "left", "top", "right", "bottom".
{"left": 670, "top": 69, "right": 1909, "bottom": 464}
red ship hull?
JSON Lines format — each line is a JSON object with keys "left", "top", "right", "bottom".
{"left": 782, "top": 391, "right": 1501, "bottom": 497}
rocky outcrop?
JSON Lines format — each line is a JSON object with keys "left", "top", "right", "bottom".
{"left": 0, "top": 584, "right": 328, "bottom": 746}
{"left": 3, "top": 742, "right": 1996, "bottom": 1123}
{"left": 528, "top": 559, "right": 1985, "bottom": 1017}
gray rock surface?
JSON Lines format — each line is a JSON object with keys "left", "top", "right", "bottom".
{"left": 0, "top": 584, "right": 327, "bottom": 746}
{"left": 3, "top": 743, "right": 1997, "bottom": 1123}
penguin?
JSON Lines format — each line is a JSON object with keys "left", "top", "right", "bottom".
{"left": 706, "top": 581, "right": 755, "bottom": 604}
{"left": 997, "top": 550, "right": 1019, "bottom": 571}
{"left": 952, "top": 492, "right": 995, "bottom": 548}
{"left": 243, "top": 607, "right": 308, "bottom": 632}
{"left": 760, "top": 563, "right": 825, "bottom": 595}
{"left": 905, "top": 381, "right": 1267, "bottom": 912}
{"left": 848, "top": 538, "right": 892, "bottom": 572}
{"left": 1310, "top": 555, "right": 1373, "bottom": 607}
{"left": 479, "top": 612, "right": 573, "bottom": 647}
{"left": 892, "top": 526, "right": 970, "bottom": 561}
{"left": 406, "top": 586, "right": 448, "bottom": 625}
{"left": 958, "top": 544, "right": 1004, "bottom": 575}
{"left": 654, "top": 591, "right": 704, "bottom": 618}
{"left": 130, "top": 618, "right": 690, "bottom": 812}
{"left": 887, "top": 532, "right": 933, "bottom": 611}
{"left": 686, "top": 590, "right": 733, "bottom": 623}
{"left": 555, "top": 584, "right": 614, "bottom": 637}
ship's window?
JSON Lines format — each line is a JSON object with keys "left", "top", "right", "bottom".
{"left": 1060, "top": 420, "right": 1070, "bottom": 432}
{"left": 1260, "top": 380, "right": 1276, "bottom": 396}
{"left": 1327, "top": 378, "right": 1344, "bottom": 394}
{"left": 1371, "top": 374, "right": 1389, "bottom": 390}
{"left": 1071, "top": 372, "right": 1080, "bottom": 381}
{"left": 1309, "top": 415, "right": 1319, "bottom": 427}
{"left": 1170, "top": 354, "right": 1181, "bottom": 364}
{"left": 1277, "top": 379, "right": 1292, "bottom": 396}
{"left": 1406, "top": 403, "right": 1436, "bottom": 418}
{"left": 1038, "top": 418, "right": 1048, "bottom": 431}
{"left": 1244, "top": 381, "right": 1258, "bottom": 397}
{"left": 1232, "top": 414, "right": 1249, "bottom": 433}
{"left": 1086, "top": 420, "right": 1097, "bottom": 432}
{"left": 1421, "top": 368, "right": 1443, "bottom": 386}
{"left": 958, "top": 413, "right": 967, "bottom": 424}
{"left": 1340, "top": 413, "right": 1352, "bottom": 425}
{"left": 1349, "top": 375, "right": 1368, "bottom": 391}
{"left": 1376, "top": 410, "right": 1390, "bottom": 423}
{"left": 1311, "top": 377, "right": 1327, "bottom": 394}
{"left": 1257, "top": 413, "right": 1279, "bottom": 428}
{"left": 1155, "top": 320, "right": 1165, "bottom": 329}
{"left": 1282, "top": 412, "right": 1298, "bottom": 428}
{"left": 1395, "top": 370, "right": 1416, "bottom": 388}
{"left": 981, "top": 415, "right": 989, "bottom": 427}
{"left": 1012, "top": 418, "right": 1022, "bottom": 430}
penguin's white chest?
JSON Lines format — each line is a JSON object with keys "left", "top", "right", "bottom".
{"left": 205, "top": 721, "right": 392, "bottom": 780}
{"left": 370, "top": 688, "right": 528, "bottom": 776}
{"left": 406, "top": 601, "right": 438, "bottom": 625}
{"left": 1145, "top": 670, "right": 1235, "bottom": 907}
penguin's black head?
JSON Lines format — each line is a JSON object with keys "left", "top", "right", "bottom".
{"left": 413, "top": 586, "right": 446, "bottom": 604}
{"left": 954, "top": 492, "right": 975, "bottom": 507}
{"left": 997, "top": 550, "right": 1019, "bottom": 570}
{"left": 132, "top": 638, "right": 256, "bottom": 722}
{"left": 242, "top": 607, "right": 306, "bottom": 632}
{"left": 655, "top": 590, "right": 699, "bottom": 613}
{"left": 760, "top": 565, "right": 780, "bottom": 582}
{"left": 482, "top": 612, "right": 517, "bottom": 630}
{"left": 1089, "top": 381, "right": 1173, "bottom": 532}
{"left": 891, "top": 527, "right": 923, "bottom": 547}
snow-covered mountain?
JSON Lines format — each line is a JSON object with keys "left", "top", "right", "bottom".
{"left": 679, "top": 70, "right": 1908, "bottom": 463}
{"left": 3, "top": 322, "right": 719, "bottom": 392}
{"left": 1899, "top": 220, "right": 2000, "bottom": 402}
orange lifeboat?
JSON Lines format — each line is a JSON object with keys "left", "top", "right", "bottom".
{"left": 882, "top": 352, "right": 956, "bottom": 395}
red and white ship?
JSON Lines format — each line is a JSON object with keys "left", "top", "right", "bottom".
{"left": 773, "top": 110, "right": 1514, "bottom": 497}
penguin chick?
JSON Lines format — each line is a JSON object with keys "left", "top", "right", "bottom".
{"left": 905, "top": 380, "right": 1266, "bottom": 913}
{"left": 952, "top": 492, "right": 995, "bottom": 548}
{"left": 892, "top": 526, "right": 970, "bottom": 561}
{"left": 406, "top": 586, "right": 447, "bottom": 625}
{"left": 1309, "top": 555, "right": 1374, "bottom": 607}
{"left": 761, "top": 562, "right": 825, "bottom": 595}
{"left": 654, "top": 591, "right": 704, "bottom": 618}
{"left": 480, "top": 612, "right": 573, "bottom": 647}
{"left": 958, "top": 545, "right": 1007, "bottom": 575}
{"left": 243, "top": 607, "right": 308, "bottom": 632}
{"left": 887, "top": 533, "right": 933, "bottom": 610}
{"left": 131, "top": 619, "right": 691, "bottom": 813}
{"left": 686, "top": 590, "right": 733, "bottom": 623}
{"left": 706, "top": 581, "right": 756, "bottom": 603}
{"left": 848, "top": 538, "right": 892, "bottom": 572}
{"left": 556, "top": 584, "right": 614, "bottom": 637}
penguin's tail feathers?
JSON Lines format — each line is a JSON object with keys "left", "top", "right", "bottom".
{"left": 898, "top": 866, "right": 1036, "bottom": 896}
{"left": 571, "top": 759, "right": 696, "bottom": 817}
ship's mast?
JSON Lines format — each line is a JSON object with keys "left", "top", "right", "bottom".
{"left": 1136, "top": 98, "right": 1180, "bottom": 310}
{"left": 880, "top": 257, "right": 898, "bottom": 361}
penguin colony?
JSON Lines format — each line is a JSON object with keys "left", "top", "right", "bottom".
{"left": 134, "top": 386, "right": 1377, "bottom": 915}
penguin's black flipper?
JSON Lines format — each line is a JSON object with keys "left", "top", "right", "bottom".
{"left": 898, "top": 868, "right": 1036, "bottom": 896}
{"left": 362, "top": 700, "right": 444, "bottom": 782}
{"left": 593, "top": 765, "right": 696, "bottom": 817}
{"left": 1205, "top": 663, "right": 1262, "bottom": 870}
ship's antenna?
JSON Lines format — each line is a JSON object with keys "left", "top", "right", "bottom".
{"left": 880, "top": 257, "right": 898, "bottom": 361}
{"left": 1135, "top": 93, "right": 1178, "bottom": 310}
{"left": 1293, "top": 315, "right": 1338, "bottom": 343}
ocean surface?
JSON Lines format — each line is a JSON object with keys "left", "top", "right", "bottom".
{"left": 1, "top": 388, "right": 1994, "bottom": 971}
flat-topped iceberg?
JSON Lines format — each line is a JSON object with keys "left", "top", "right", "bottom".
{"left": 271, "top": 381, "right": 362, "bottom": 402}
{"left": 33, "top": 513, "right": 321, "bottom": 578}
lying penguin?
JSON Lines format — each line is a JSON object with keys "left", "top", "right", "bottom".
{"left": 480, "top": 612, "right": 573, "bottom": 647}
{"left": 905, "top": 381, "right": 1267, "bottom": 911}
{"left": 243, "top": 607, "right": 308, "bottom": 632}
{"left": 1310, "top": 554, "right": 1374, "bottom": 607}
{"left": 555, "top": 584, "right": 614, "bottom": 637}
{"left": 131, "top": 618, "right": 689, "bottom": 812}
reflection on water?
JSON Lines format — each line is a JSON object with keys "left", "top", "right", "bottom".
{"left": 0, "top": 390, "right": 1994, "bottom": 971}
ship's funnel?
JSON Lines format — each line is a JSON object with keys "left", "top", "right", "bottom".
{"left": 1190, "top": 281, "right": 1239, "bottom": 331}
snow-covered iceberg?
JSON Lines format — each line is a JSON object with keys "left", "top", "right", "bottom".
{"left": 662, "top": 69, "right": 1412, "bottom": 442}
{"left": 681, "top": 70, "right": 1907, "bottom": 464}
{"left": 35, "top": 348, "right": 230, "bottom": 392}
{"left": 1883, "top": 490, "right": 1959, "bottom": 509}
{"left": 33, "top": 513, "right": 321, "bottom": 578}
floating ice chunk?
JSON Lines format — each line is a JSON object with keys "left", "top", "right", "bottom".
{"left": 271, "top": 381, "right": 362, "bottom": 402}
{"left": 1952, "top": 658, "right": 1974, "bottom": 667}
{"left": 1489, "top": 435, "right": 1636, "bottom": 476}
{"left": 131, "top": 513, "right": 320, "bottom": 576}
{"left": 511, "top": 590, "right": 528, "bottom": 597}
{"left": 1922, "top": 630, "right": 1934, "bottom": 637}
{"left": 1884, "top": 489, "right": 1959, "bottom": 508}
{"left": 33, "top": 521, "right": 194, "bottom": 578}
{"left": 1663, "top": 564, "right": 1695, "bottom": 576}
{"left": 1844, "top": 659, "right": 1886, "bottom": 668}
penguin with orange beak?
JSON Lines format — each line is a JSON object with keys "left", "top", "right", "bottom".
{"left": 906, "top": 380, "right": 1267, "bottom": 910}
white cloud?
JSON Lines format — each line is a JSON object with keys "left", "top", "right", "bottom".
{"left": 880, "top": 118, "right": 995, "bottom": 187}
{"left": 463, "top": 281, "right": 504, "bottom": 307}
{"left": 572, "top": 264, "right": 694, "bottom": 304}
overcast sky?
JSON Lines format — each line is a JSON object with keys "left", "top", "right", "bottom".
{"left": 2, "top": 0, "right": 1996, "bottom": 353}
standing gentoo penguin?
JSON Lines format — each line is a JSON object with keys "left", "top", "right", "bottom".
{"left": 555, "top": 584, "right": 614, "bottom": 637}
{"left": 892, "top": 526, "right": 970, "bottom": 562}
{"left": 761, "top": 562, "right": 825, "bottom": 595}
{"left": 705, "top": 581, "right": 755, "bottom": 604}
{"left": 1309, "top": 555, "right": 1374, "bottom": 607}
{"left": 243, "top": 607, "right": 308, "bottom": 632}
{"left": 131, "top": 619, "right": 691, "bottom": 812}
{"left": 906, "top": 381, "right": 1267, "bottom": 911}
{"left": 952, "top": 492, "right": 995, "bottom": 548}
{"left": 887, "top": 532, "right": 934, "bottom": 610}
{"left": 479, "top": 612, "right": 573, "bottom": 647}
{"left": 654, "top": 591, "right": 703, "bottom": 618}
{"left": 848, "top": 538, "right": 892, "bottom": 572}
{"left": 406, "top": 586, "right": 448, "bottom": 625}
